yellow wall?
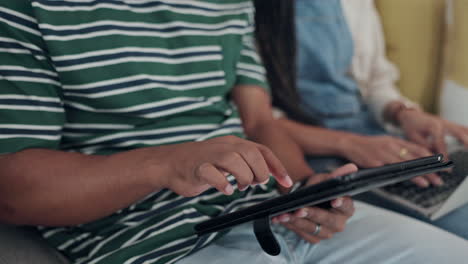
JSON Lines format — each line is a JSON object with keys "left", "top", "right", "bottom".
{"left": 376, "top": 0, "right": 445, "bottom": 112}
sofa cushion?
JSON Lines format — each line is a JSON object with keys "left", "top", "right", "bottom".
{"left": 0, "top": 224, "right": 69, "bottom": 264}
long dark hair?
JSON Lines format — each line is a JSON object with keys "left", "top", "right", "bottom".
{"left": 254, "top": 0, "right": 316, "bottom": 124}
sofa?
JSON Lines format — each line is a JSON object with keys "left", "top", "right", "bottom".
{"left": 0, "top": 224, "right": 68, "bottom": 264}
{"left": 1, "top": 0, "right": 467, "bottom": 263}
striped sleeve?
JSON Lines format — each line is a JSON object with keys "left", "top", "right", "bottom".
{"left": 235, "top": 9, "right": 269, "bottom": 91}
{"left": 0, "top": 2, "right": 65, "bottom": 154}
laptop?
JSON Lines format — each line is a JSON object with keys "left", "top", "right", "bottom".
{"left": 372, "top": 136, "right": 468, "bottom": 220}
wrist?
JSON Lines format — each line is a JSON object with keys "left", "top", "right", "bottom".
{"left": 336, "top": 134, "right": 360, "bottom": 158}
{"left": 132, "top": 146, "right": 173, "bottom": 190}
{"left": 384, "top": 101, "right": 419, "bottom": 126}
{"left": 395, "top": 108, "right": 419, "bottom": 125}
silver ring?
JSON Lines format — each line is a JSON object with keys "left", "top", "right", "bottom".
{"left": 312, "top": 223, "right": 321, "bottom": 236}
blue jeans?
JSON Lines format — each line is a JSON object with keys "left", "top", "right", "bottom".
{"left": 177, "top": 202, "right": 468, "bottom": 264}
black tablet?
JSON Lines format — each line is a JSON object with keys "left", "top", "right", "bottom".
{"left": 194, "top": 154, "right": 453, "bottom": 256}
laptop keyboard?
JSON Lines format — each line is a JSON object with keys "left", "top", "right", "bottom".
{"left": 382, "top": 150, "right": 468, "bottom": 208}
{"left": 382, "top": 171, "right": 467, "bottom": 208}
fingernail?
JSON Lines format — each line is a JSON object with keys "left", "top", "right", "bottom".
{"left": 298, "top": 210, "right": 308, "bottom": 218}
{"left": 261, "top": 177, "right": 270, "bottom": 185}
{"left": 284, "top": 175, "right": 293, "bottom": 187}
{"left": 435, "top": 178, "right": 444, "bottom": 186}
{"left": 239, "top": 185, "right": 248, "bottom": 191}
{"left": 280, "top": 216, "right": 290, "bottom": 223}
{"left": 224, "top": 184, "right": 234, "bottom": 195}
{"left": 333, "top": 198, "right": 343, "bottom": 208}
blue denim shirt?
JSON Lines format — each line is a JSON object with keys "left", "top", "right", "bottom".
{"left": 296, "top": 0, "right": 386, "bottom": 135}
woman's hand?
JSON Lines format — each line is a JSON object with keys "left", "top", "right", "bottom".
{"left": 272, "top": 164, "right": 357, "bottom": 244}
{"left": 397, "top": 110, "right": 450, "bottom": 156}
{"left": 443, "top": 119, "right": 468, "bottom": 147}
{"left": 157, "top": 135, "right": 293, "bottom": 197}
{"left": 339, "top": 135, "right": 441, "bottom": 187}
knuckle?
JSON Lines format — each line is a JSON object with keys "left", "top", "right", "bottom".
{"left": 223, "top": 151, "right": 242, "bottom": 163}
{"left": 335, "top": 225, "right": 346, "bottom": 233}
{"left": 196, "top": 162, "right": 212, "bottom": 175}
{"left": 288, "top": 217, "right": 297, "bottom": 224}
{"left": 223, "top": 135, "right": 239, "bottom": 143}
{"left": 335, "top": 219, "right": 347, "bottom": 232}
{"left": 307, "top": 237, "right": 320, "bottom": 244}
{"left": 369, "top": 160, "right": 383, "bottom": 168}
{"left": 328, "top": 218, "right": 338, "bottom": 229}
{"left": 237, "top": 174, "right": 253, "bottom": 186}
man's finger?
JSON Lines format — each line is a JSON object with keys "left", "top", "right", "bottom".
{"left": 216, "top": 152, "right": 254, "bottom": 191}
{"left": 197, "top": 163, "right": 233, "bottom": 195}
{"left": 238, "top": 146, "right": 270, "bottom": 185}
{"left": 257, "top": 144, "right": 293, "bottom": 188}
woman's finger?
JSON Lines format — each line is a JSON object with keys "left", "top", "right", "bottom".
{"left": 282, "top": 222, "right": 322, "bottom": 244}
{"left": 424, "top": 173, "right": 444, "bottom": 186}
{"left": 397, "top": 139, "right": 433, "bottom": 158}
{"left": 330, "top": 197, "right": 355, "bottom": 217}
{"left": 411, "top": 176, "right": 430, "bottom": 188}
{"left": 304, "top": 207, "right": 347, "bottom": 232}
{"left": 407, "top": 131, "right": 430, "bottom": 148}
{"left": 286, "top": 217, "right": 335, "bottom": 240}
{"left": 307, "top": 164, "right": 358, "bottom": 186}
{"left": 450, "top": 125, "right": 468, "bottom": 146}
{"left": 426, "top": 124, "right": 448, "bottom": 156}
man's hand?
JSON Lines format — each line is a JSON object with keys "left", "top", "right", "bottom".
{"left": 272, "top": 164, "right": 357, "bottom": 244}
{"left": 339, "top": 135, "right": 441, "bottom": 187}
{"left": 159, "top": 136, "right": 293, "bottom": 197}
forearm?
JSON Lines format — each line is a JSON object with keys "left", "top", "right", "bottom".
{"left": 232, "top": 85, "right": 313, "bottom": 183}
{"left": 278, "top": 118, "right": 356, "bottom": 157}
{"left": 0, "top": 147, "right": 168, "bottom": 226}
{"left": 246, "top": 120, "right": 314, "bottom": 184}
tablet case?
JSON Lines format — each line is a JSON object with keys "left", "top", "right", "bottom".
{"left": 195, "top": 155, "right": 452, "bottom": 256}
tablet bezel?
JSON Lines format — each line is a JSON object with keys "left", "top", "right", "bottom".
{"left": 194, "top": 154, "right": 451, "bottom": 236}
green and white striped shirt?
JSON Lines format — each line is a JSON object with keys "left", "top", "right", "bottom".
{"left": 0, "top": 1, "right": 277, "bottom": 263}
